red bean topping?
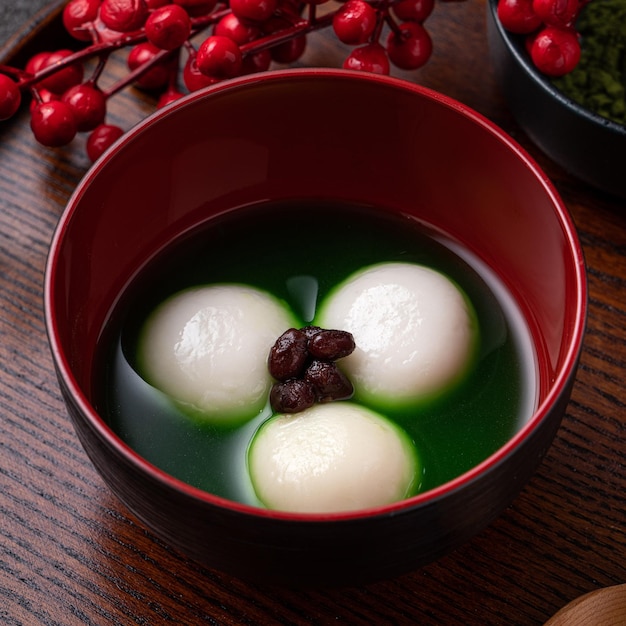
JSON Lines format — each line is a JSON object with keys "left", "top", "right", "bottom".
{"left": 267, "top": 326, "right": 356, "bottom": 413}
{"left": 308, "top": 329, "right": 356, "bottom": 360}
{"left": 268, "top": 328, "right": 308, "bottom": 381}
{"left": 270, "top": 379, "right": 316, "bottom": 413}
{"left": 304, "top": 360, "right": 354, "bottom": 403}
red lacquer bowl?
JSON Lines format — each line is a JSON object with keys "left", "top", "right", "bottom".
{"left": 45, "top": 69, "right": 587, "bottom": 587}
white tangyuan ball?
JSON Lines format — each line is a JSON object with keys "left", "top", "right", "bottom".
{"left": 317, "top": 262, "right": 476, "bottom": 409}
{"left": 138, "top": 284, "right": 297, "bottom": 425}
{"left": 248, "top": 402, "right": 418, "bottom": 513}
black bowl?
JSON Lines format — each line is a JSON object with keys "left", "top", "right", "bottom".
{"left": 486, "top": 0, "right": 626, "bottom": 199}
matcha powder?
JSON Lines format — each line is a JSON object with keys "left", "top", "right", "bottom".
{"left": 553, "top": 0, "right": 626, "bottom": 125}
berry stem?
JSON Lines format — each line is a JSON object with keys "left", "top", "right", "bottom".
{"left": 88, "top": 53, "right": 111, "bottom": 86}
{"left": 240, "top": 12, "right": 335, "bottom": 56}
{"left": 370, "top": 9, "right": 387, "bottom": 43}
{"left": 384, "top": 11, "right": 404, "bottom": 38}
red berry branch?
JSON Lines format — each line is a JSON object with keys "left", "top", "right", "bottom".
{"left": 496, "top": 0, "right": 591, "bottom": 77}
{"left": 0, "top": 0, "right": 464, "bottom": 161}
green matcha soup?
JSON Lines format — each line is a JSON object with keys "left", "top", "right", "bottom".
{"left": 93, "top": 200, "right": 538, "bottom": 508}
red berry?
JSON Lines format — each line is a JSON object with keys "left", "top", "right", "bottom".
{"left": 530, "top": 25, "right": 580, "bottom": 76}
{"left": 62, "top": 0, "right": 100, "bottom": 41}
{"left": 278, "top": 0, "right": 302, "bottom": 14}
{"left": 386, "top": 21, "right": 432, "bottom": 70}
{"left": 86, "top": 123, "right": 124, "bottom": 161}
{"left": 497, "top": 0, "right": 542, "bottom": 34}
{"left": 196, "top": 36, "right": 243, "bottom": 78}
{"left": 261, "top": 15, "right": 306, "bottom": 63}
{"left": 173, "top": 0, "right": 218, "bottom": 17}
{"left": 241, "top": 49, "right": 272, "bottom": 74}
{"left": 37, "top": 50, "right": 84, "bottom": 95}
{"left": 100, "top": 0, "right": 149, "bottom": 33}
{"left": 146, "top": 0, "right": 170, "bottom": 7}
{"left": 183, "top": 55, "right": 221, "bottom": 91}
{"left": 214, "top": 13, "right": 260, "bottom": 44}
{"left": 127, "top": 42, "right": 171, "bottom": 89}
{"left": 29, "top": 88, "right": 58, "bottom": 114}
{"left": 26, "top": 52, "right": 51, "bottom": 76}
{"left": 332, "top": 0, "right": 378, "bottom": 45}
{"left": 230, "top": 0, "right": 278, "bottom": 23}
{"left": 157, "top": 88, "right": 185, "bottom": 108}
{"left": 89, "top": 17, "right": 127, "bottom": 43}
{"left": 532, "top": 0, "right": 579, "bottom": 27}
{"left": 30, "top": 100, "right": 77, "bottom": 147}
{"left": 61, "top": 83, "right": 107, "bottom": 131}
{"left": 272, "top": 36, "right": 306, "bottom": 63}
{"left": 392, "top": 0, "right": 434, "bottom": 23}
{"left": 145, "top": 4, "right": 192, "bottom": 50}
{"left": 0, "top": 74, "right": 22, "bottom": 120}
{"left": 343, "top": 42, "right": 390, "bottom": 75}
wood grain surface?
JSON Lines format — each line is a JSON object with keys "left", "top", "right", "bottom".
{"left": 1, "top": 2, "right": 625, "bottom": 624}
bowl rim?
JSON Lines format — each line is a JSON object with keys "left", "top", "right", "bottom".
{"left": 44, "top": 67, "right": 588, "bottom": 523}
{"left": 487, "top": 0, "right": 626, "bottom": 135}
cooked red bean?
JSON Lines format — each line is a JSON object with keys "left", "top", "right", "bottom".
{"left": 301, "top": 325, "right": 322, "bottom": 340}
{"left": 270, "top": 379, "right": 316, "bottom": 413}
{"left": 304, "top": 360, "right": 354, "bottom": 402}
{"left": 308, "top": 329, "right": 355, "bottom": 360}
{"left": 268, "top": 328, "right": 309, "bottom": 381}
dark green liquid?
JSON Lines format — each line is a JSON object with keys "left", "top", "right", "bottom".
{"left": 94, "top": 201, "right": 538, "bottom": 507}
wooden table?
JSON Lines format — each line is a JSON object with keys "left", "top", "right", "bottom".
{"left": 1, "top": 2, "right": 624, "bottom": 624}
